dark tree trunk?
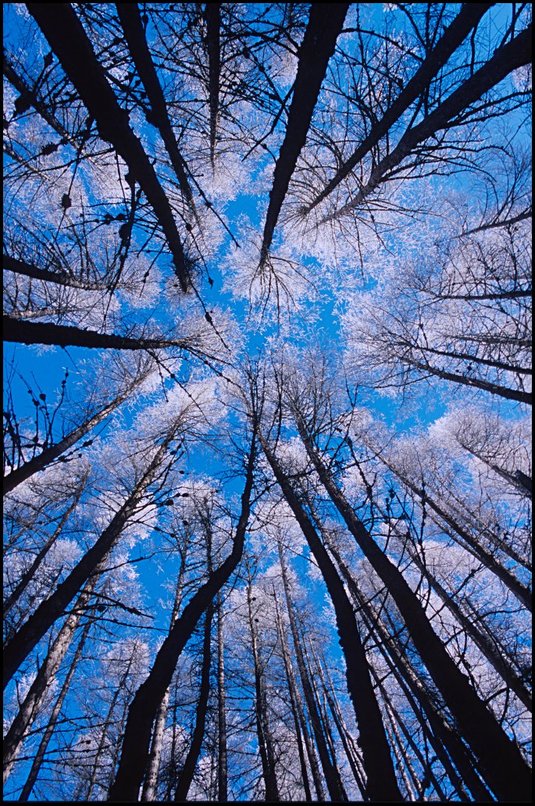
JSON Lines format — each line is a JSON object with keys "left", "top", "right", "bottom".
{"left": 27, "top": 3, "right": 191, "bottom": 291}
{"left": 306, "top": 2, "right": 493, "bottom": 211}
{"left": 4, "top": 385, "right": 137, "bottom": 496}
{"left": 325, "top": 23, "right": 532, "bottom": 222}
{"left": 174, "top": 607, "right": 213, "bottom": 801}
{"left": 328, "top": 536, "right": 492, "bottom": 802}
{"left": 247, "top": 582, "right": 280, "bottom": 802}
{"left": 296, "top": 421, "right": 532, "bottom": 802}
{"left": 260, "top": 3, "right": 349, "bottom": 258}
{"left": 115, "top": 4, "right": 195, "bottom": 210}
{"left": 3, "top": 254, "right": 109, "bottom": 291}
{"left": 3, "top": 579, "right": 95, "bottom": 781}
{"left": 107, "top": 434, "right": 255, "bottom": 802}
{"left": 3, "top": 315, "right": 182, "bottom": 352}
{"left": 203, "top": 3, "right": 221, "bottom": 167}
{"left": 3, "top": 439, "right": 171, "bottom": 687}
{"left": 216, "top": 597, "right": 228, "bottom": 802}
{"left": 272, "top": 587, "right": 313, "bottom": 802}
{"left": 17, "top": 620, "right": 90, "bottom": 802}
{"left": 4, "top": 484, "right": 84, "bottom": 612}
{"left": 265, "top": 445, "right": 403, "bottom": 803}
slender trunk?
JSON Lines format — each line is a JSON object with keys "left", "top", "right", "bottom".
{"left": 174, "top": 607, "right": 213, "bottom": 801}
{"left": 272, "top": 588, "right": 313, "bottom": 802}
{"left": 142, "top": 564, "right": 187, "bottom": 802}
{"left": 115, "top": 4, "right": 195, "bottom": 210}
{"left": 4, "top": 382, "right": 140, "bottom": 495}
{"left": 107, "top": 434, "right": 255, "bottom": 802}
{"left": 3, "top": 578, "right": 95, "bottom": 781}
{"left": 203, "top": 3, "right": 221, "bottom": 167}
{"left": 3, "top": 316, "right": 183, "bottom": 352}
{"left": 17, "top": 620, "right": 91, "bottom": 802}
{"left": 404, "top": 354, "right": 532, "bottom": 405}
{"left": 405, "top": 539, "right": 532, "bottom": 710}
{"left": 80, "top": 653, "right": 138, "bottom": 800}
{"left": 273, "top": 517, "right": 401, "bottom": 802}
{"left": 297, "top": 421, "right": 532, "bottom": 802}
{"left": 322, "top": 24, "right": 532, "bottom": 223}
{"left": 382, "top": 456, "right": 532, "bottom": 609}
{"left": 328, "top": 536, "right": 490, "bottom": 801}
{"left": 306, "top": 2, "right": 493, "bottom": 212}
{"left": 3, "top": 55, "right": 75, "bottom": 145}
{"left": 3, "top": 438, "right": 172, "bottom": 687}
{"left": 216, "top": 597, "right": 228, "bottom": 802}
{"left": 457, "top": 440, "right": 532, "bottom": 499}
{"left": 247, "top": 582, "right": 280, "bottom": 802}
{"left": 409, "top": 340, "right": 531, "bottom": 376}
{"left": 260, "top": 3, "right": 349, "bottom": 258}
{"left": 3, "top": 254, "right": 110, "bottom": 291}
{"left": 27, "top": 3, "right": 190, "bottom": 291}
{"left": 4, "top": 485, "right": 84, "bottom": 612}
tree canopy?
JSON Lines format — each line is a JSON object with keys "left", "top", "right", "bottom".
{"left": 3, "top": 2, "right": 532, "bottom": 802}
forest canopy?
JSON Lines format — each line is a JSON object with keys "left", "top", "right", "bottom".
{"left": 3, "top": 2, "right": 532, "bottom": 802}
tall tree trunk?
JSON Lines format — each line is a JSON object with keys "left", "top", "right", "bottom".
{"left": 3, "top": 254, "right": 110, "bottom": 291}
{"left": 115, "top": 4, "right": 196, "bottom": 211}
{"left": 272, "top": 586, "right": 313, "bottom": 802}
{"left": 17, "top": 619, "right": 91, "bottom": 802}
{"left": 3, "top": 316, "right": 184, "bottom": 352}
{"left": 260, "top": 3, "right": 349, "bottom": 259}
{"left": 174, "top": 607, "right": 213, "bottom": 801}
{"left": 216, "top": 596, "right": 228, "bottom": 802}
{"left": 296, "top": 419, "right": 532, "bottom": 801}
{"left": 27, "top": 3, "right": 191, "bottom": 291}
{"left": 3, "top": 437, "right": 173, "bottom": 687}
{"left": 246, "top": 581, "right": 280, "bottom": 802}
{"left": 327, "top": 535, "right": 491, "bottom": 801}
{"left": 4, "top": 481, "right": 85, "bottom": 612}
{"left": 271, "top": 508, "right": 401, "bottom": 802}
{"left": 322, "top": 23, "right": 532, "bottom": 224}
{"left": 305, "top": 3, "right": 494, "bottom": 212}
{"left": 203, "top": 3, "right": 221, "bottom": 167}
{"left": 107, "top": 433, "right": 256, "bottom": 802}
{"left": 379, "top": 455, "right": 532, "bottom": 610}
{"left": 3, "top": 377, "right": 143, "bottom": 495}
{"left": 3, "top": 578, "right": 96, "bottom": 781}
{"left": 404, "top": 538, "right": 532, "bottom": 710}
{"left": 141, "top": 561, "right": 187, "bottom": 802}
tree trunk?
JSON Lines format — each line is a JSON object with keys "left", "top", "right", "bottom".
{"left": 174, "top": 607, "right": 213, "bottom": 801}
{"left": 3, "top": 254, "right": 110, "bottom": 291}
{"left": 27, "top": 3, "right": 191, "bottom": 291}
{"left": 17, "top": 619, "right": 91, "bottom": 802}
{"left": 247, "top": 581, "right": 280, "bottom": 802}
{"left": 142, "top": 562, "right": 187, "bottom": 801}
{"left": 272, "top": 587, "right": 313, "bottom": 801}
{"left": 3, "top": 437, "right": 173, "bottom": 687}
{"left": 107, "top": 433, "right": 256, "bottom": 802}
{"left": 203, "top": 3, "right": 221, "bottom": 167}
{"left": 296, "top": 420, "right": 532, "bottom": 802}
{"left": 269, "top": 484, "right": 402, "bottom": 803}
{"left": 3, "top": 381, "right": 141, "bottom": 495}
{"left": 260, "top": 3, "right": 349, "bottom": 258}
{"left": 4, "top": 482, "right": 84, "bottom": 612}
{"left": 3, "top": 316, "right": 183, "bottom": 352}
{"left": 216, "top": 596, "right": 228, "bottom": 802}
{"left": 327, "top": 535, "right": 491, "bottom": 801}
{"left": 305, "top": 2, "right": 493, "bottom": 212}
{"left": 3, "top": 578, "right": 95, "bottom": 781}
{"left": 115, "top": 4, "right": 195, "bottom": 210}
{"left": 322, "top": 23, "right": 533, "bottom": 223}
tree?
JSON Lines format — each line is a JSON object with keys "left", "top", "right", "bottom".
{"left": 3, "top": 3, "right": 531, "bottom": 802}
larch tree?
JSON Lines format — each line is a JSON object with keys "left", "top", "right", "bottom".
{"left": 3, "top": 2, "right": 531, "bottom": 803}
